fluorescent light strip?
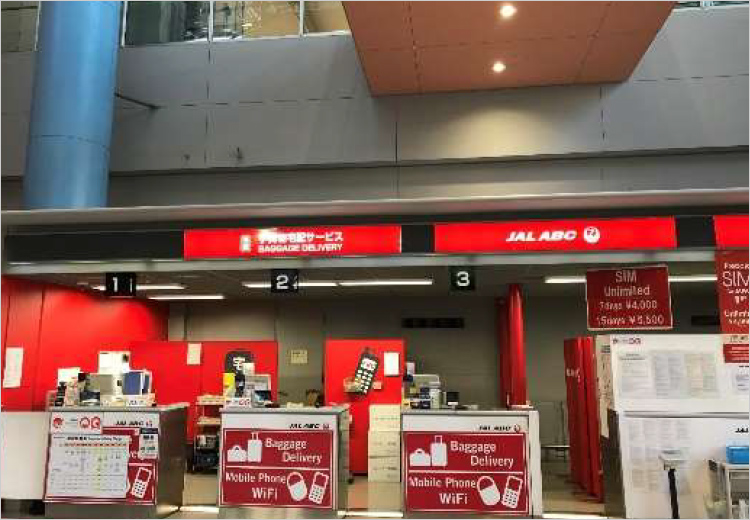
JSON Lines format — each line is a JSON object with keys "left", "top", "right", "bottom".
{"left": 179, "top": 506, "right": 220, "bottom": 514}
{"left": 545, "top": 275, "right": 717, "bottom": 284}
{"left": 243, "top": 279, "right": 434, "bottom": 288}
{"left": 92, "top": 283, "right": 186, "bottom": 291}
{"left": 344, "top": 512, "right": 403, "bottom": 519}
{"left": 147, "top": 294, "right": 225, "bottom": 300}
{"left": 338, "top": 279, "right": 434, "bottom": 287}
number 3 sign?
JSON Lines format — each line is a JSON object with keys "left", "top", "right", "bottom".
{"left": 450, "top": 267, "right": 475, "bottom": 291}
{"left": 271, "top": 269, "right": 299, "bottom": 293}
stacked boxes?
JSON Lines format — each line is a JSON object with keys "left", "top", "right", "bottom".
{"left": 368, "top": 404, "right": 401, "bottom": 482}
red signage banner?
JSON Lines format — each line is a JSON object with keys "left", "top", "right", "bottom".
{"left": 716, "top": 250, "right": 749, "bottom": 334}
{"left": 434, "top": 217, "right": 676, "bottom": 254}
{"left": 724, "top": 343, "right": 749, "bottom": 364}
{"left": 184, "top": 225, "right": 401, "bottom": 259}
{"left": 586, "top": 266, "right": 673, "bottom": 331}
{"left": 404, "top": 432, "right": 529, "bottom": 515}
{"left": 714, "top": 215, "right": 749, "bottom": 249}
{"left": 220, "top": 429, "right": 334, "bottom": 509}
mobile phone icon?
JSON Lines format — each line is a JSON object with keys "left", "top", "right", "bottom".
{"left": 501, "top": 476, "right": 523, "bottom": 509}
{"left": 308, "top": 472, "right": 329, "bottom": 504}
{"left": 130, "top": 467, "right": 152, "bottom": 499}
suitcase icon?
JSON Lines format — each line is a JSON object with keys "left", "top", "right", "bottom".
{"left": 247, "top": 432, "right": 263, "bottom": 462}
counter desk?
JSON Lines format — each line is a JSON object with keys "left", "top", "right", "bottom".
{"left": 218, "top": 406, "right": 349, "bottom": 519}
{"left": 402, "top": 409, "right": 544, "bottom": 518}
{"left": 43, "top": 404, "right": 188, "bottom": 519}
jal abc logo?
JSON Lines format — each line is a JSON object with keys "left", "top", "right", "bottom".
{"left": 583, "top": 226, "right": 601, "bottom": 244}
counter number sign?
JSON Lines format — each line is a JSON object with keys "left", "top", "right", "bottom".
{"left": 105, "top": 272, "right": 136, "bottom": 297}
{"left": 450, "top": 267, "right": 476, "bottom": 291}
{"left": 271, "top": 269, "right": 299, "bottom": 293}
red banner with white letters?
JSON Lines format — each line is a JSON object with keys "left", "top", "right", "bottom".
{"left": 220, "top": 429, "right": 334, "bottom": 509}
{"left": 716, "top": 250, "right": 749, "bottom": 334}
{"left": 434, "top": 217, "right": 676, "bottom": 254}
{"left": 184, "top": 225, "right": 401, "bottom": 259}
{"left": 586, "top": 266, "right": 673, "bottom": 331}
{"left": 403, "top": 432, "right": 529, "bottom": 515}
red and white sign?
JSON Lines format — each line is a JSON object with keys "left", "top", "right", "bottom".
{"left": 184, "top": 225, "right": 401, "bottom": 259}
{"left": 434, "top": 217, "right": 676, "bottom": 254}
{"left": 724, "top": 342, "right": 749, "bottom": 364}
{"left": 716, "top": 250, "right": 749, "bottom": 334}
{"left": 714, "top": 215, "right": 749, "bottom": 249}
{"left": 404, "top": 432, "right": 529, "bottom": 515}
{"left": 586, "top": 266, "right": 673, "bottom": 331}
{"left": 45, "top": 412, "right": 160, "bottom": 505}
{"left": 220, "top": 429, "right": 334, "bottom": 509}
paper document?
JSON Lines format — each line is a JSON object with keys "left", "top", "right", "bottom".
{"left": 3, "top": 347, "right": 23, "bottom": 388}
{"left": 187, "top": 343, "right": 202, "bottom": 365}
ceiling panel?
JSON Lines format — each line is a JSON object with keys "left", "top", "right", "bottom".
{"left": 344, "top": 1, "right": 675, "bottom": 95}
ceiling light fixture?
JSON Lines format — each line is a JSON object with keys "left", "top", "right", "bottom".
{"left": 499, "top": 4, "right": 517, "bottom": 19}
{"left": 338, "top": 279, "right": 434, "bottom": 287}
{"left": 92, "top": 283, "right": 186, "bottom": 291}
{"left": 242, "top": 281, "right": 338, "bottom": 289}
{"left": 492, "top": 61, "right": 506, "bottom": 73}
{"left": 147, "top": 294, "right": 225, "bottom": 300}
{"left": 544, "top": 274, "right": 718, "bottom": 284}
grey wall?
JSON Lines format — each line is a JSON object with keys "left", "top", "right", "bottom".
{"left": 2, "top": 7, "right": 748, "bottom": 205}
{"left": 171, "top": 286, "right": 720, "bottom": 409}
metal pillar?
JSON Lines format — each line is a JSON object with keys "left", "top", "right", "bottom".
{"left": 23, "top": 1, "right": 121, "bottom": 209}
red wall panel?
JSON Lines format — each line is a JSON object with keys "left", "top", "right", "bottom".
{"left": 324, "top": 338, "right": 405, "bottom": 474}
{"left": 1, "top": 276, "right": 168, "bottom": 411}
{"left": 129, "top": 340, "right": 279, "bottom": 440}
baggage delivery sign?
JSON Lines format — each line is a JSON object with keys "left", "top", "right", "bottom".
{"left": 404, "top": 432, "right": 529, "bottom": 515}
{"left": 220, "top": 429, "right": 334, "bottom": 509}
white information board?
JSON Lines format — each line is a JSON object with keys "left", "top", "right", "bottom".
{"left": 596, "top": 335, "right": 748, "bottom": 416}
{"left": 618, "top": 413, "right": 748, "bottom": 519}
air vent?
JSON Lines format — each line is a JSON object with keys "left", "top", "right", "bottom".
{"left": 402, "top": 318, "right": 465, "bottom": 329}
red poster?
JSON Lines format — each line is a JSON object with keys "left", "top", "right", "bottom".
{"left": 586, "top": 266, "right": 673, "bottom": 331}
{"left": 184, "top": 225, "right": 401, "bottom": 259}
{"left": 404, "top": 432, "right": 529, "bottom": 515}
{"left": 220, "top": 429, "right": 334, "bottom": 509}
{"left": 724, "top": 343, "right": 749, "bottom": 364}
{"left": 716, "top": 250, "right": 749, "bottom": 334}
{"left": 714, "top": 215, "right": 749, "bottom": 249}
{"left": 434, "top": 217, "right": 676, "bottom": 254}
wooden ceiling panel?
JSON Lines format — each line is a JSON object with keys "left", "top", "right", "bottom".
{"left": 409, "top": 1, "right": 608, "bottom": 46}
{"left": 343, "top": 1, "right": 676, "bottom": 95}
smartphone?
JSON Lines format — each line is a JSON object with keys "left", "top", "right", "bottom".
{"left": 130, "top": 467, "right": 153, "bottom": 499}
{"left": 308, "top": 472, "right": 329, "bottom": 504}
{"left": 501, "top": 476, "right": 523, "bottom": 508}
{"left": 353, "top": 351, "right": 379, "bottom": 393}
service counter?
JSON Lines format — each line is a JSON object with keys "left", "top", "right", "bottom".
{"left": 43, "top": 404, "right": 188, "bottom": 519}
{"left": 218, "top": 406, "right": 349, "bottom": 519}
{"left": 402, "top": 409, "right": 544, "bottom": 518}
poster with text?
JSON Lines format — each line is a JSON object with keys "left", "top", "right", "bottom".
{"left": 586, "top": 266, "right": 673, "bottom": 330}
{"left": 220, "top": 429, "right": 334, "bottom": 509}
{"left": 404, "top": 432, "right": 529, "bottom": 515}
{"left": 716, "top": 250, "right": 749, "bottom": 334}
{"left": 45, "top": 412, "right": 159, "bottom": 504}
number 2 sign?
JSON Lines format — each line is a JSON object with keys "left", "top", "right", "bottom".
{"left": 271, "top": 269, "right": 299, "bottom": 293}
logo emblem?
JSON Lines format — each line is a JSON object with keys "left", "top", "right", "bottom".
{"left": 52, "top": 417, "right": 63, "bottom": 429}
{"left": 240, "top": 234, "right": 252, "bottom": 253}
{"left": 583, "top": 226, "right": 601, "bottom": 244}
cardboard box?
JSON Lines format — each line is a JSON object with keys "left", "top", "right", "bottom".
{"left": 369, "top": 415, "right": 401, "bottom": 431}
{"left": 368, "top": 430, "right": 400, "bottom": 457}
{"left": 370, "top": 404, "right": 401, "bottom": 419}
{"left": 368, "top": 456, "right": 401, "bottom": 482}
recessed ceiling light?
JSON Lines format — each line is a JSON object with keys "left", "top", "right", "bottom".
{"left": 499, "top": 4, "right": 517, "bottom": 19}
{"left": 492, "top": 61, "right": 506, "bottom": 73}
{"left": 147, "top": 294, "right": 225, "bottom": 300}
